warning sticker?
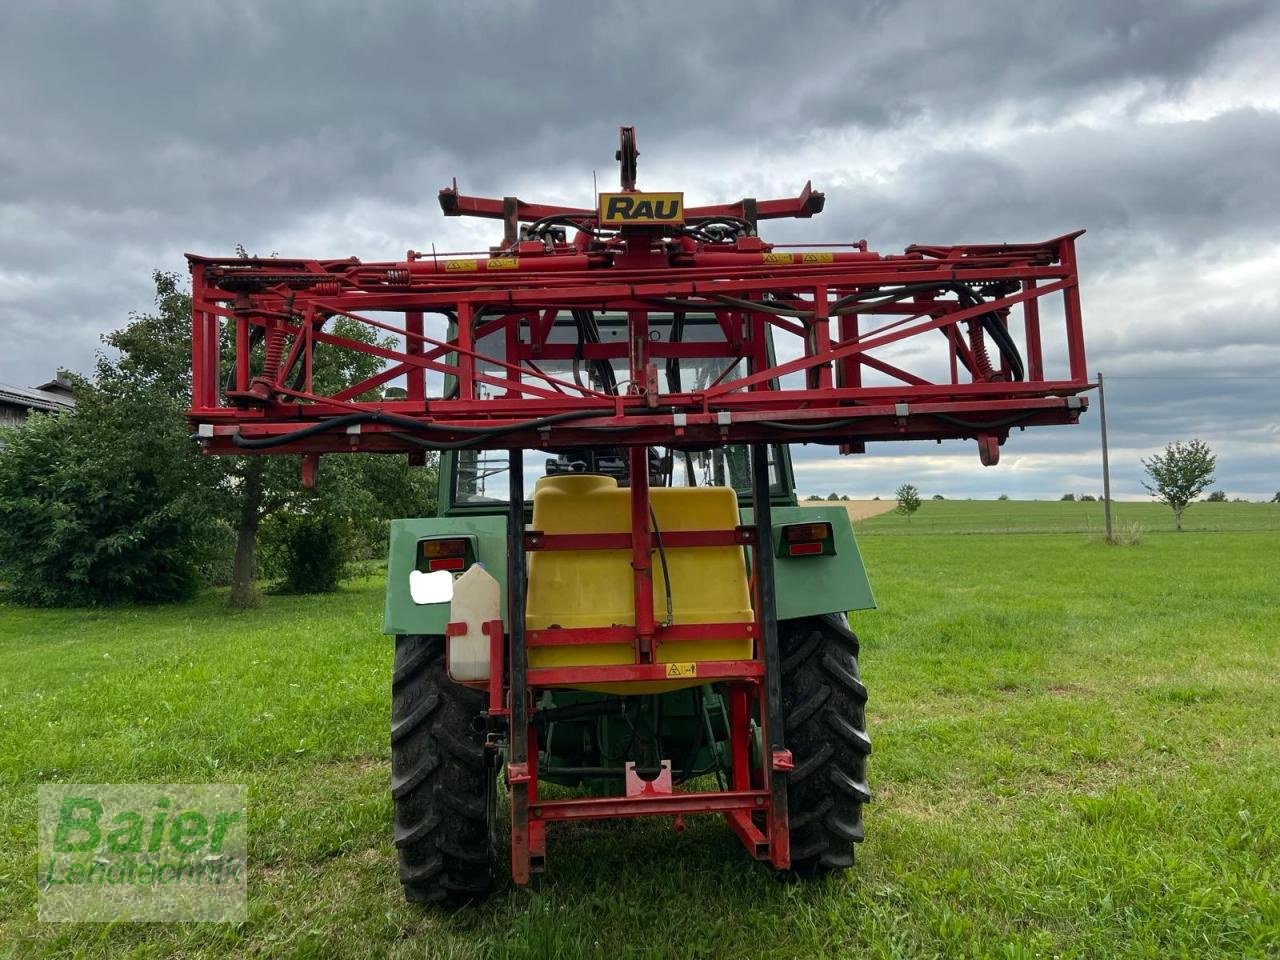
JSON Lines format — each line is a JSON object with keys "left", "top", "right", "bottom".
{"left": 762, "top": 252, "right": 793, "bottom": 265}
{"left": 444, "top": 259, "right": 479, "bottom": 272}
{"left": 665, "top": 662, "right": 698, "bottom": 679}
{"left": 801, "top": 252, "right": 835, "bottom": 264}
{"left": 487, "top": 257, "right": 519, "bottom": 270}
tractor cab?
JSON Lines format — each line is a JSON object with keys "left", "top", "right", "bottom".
{"left": 438, "top": 309, "right": 796, "bottom": 516}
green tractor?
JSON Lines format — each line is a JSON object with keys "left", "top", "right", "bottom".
{"left": 186, "top": 129, "right": 1089, "bottom": 903}
{"left": 384, "top": 372, "right": 875, "bottom": 901}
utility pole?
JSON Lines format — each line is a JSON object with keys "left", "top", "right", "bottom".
{"left": 1098, "top": 371, "right": 1113, "bottom": 542}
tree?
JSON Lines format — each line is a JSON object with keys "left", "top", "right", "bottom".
{"left": 0, "top": 383, "right": 216, "bottom": 605}
{"left": 805, "top": 494, "right": 823, "bottom": 502}
{"left": 1142, "top": 439, "right": 1216, "bottom": 531}
{"left": 1079, "top": 494, "right": 1096, "bottom": 502}
{"left": 895, "top": 483, "right": 921, "bottom": 521}
{"left": 931, "top": 494, "right": 945, "bottom": 500}
{"left": 1205, "top": 490, "right": 1227, "bottom": 502}
{"left": 826, "top": 493, "right": 840, "bottom": 501}
{"left": 98, "top": 271, "right": 437, "bottom": 607}
{"left": 997, "top": 494, "right": 1010, "bottom": 501}
{"left": 1272, "top": 491, "right": 1280, "bottom": 503}
{"left": 1060, "top": 493, "right": 1076, "bottom": 502}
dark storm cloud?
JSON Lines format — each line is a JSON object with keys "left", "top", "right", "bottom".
{"left": 0, "top": 0, "right": 1276, "bottom": 498}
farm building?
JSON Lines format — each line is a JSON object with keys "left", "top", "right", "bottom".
{"left": 0, "top": 372, "right": 76, "bottom": 436}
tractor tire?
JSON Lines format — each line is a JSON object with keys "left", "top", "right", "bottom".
{"left": 779, "top": 613, "right": 871, "bottom": 874}
{"left": 390, "top": 634, "right": 498, "bottom": 905}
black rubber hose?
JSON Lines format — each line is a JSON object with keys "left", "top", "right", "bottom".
{"left": 229, "top": 409, "right": 601, "bottom": 451}
{"left": 954, "top": 286, "right": 1025, "bottom": 382}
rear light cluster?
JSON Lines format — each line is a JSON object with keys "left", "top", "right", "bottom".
{"left": 419, "top": 537, "right": 470, "bottom": 572}
{"left": 780, "top": 522, "right": 835, "bottom": 558}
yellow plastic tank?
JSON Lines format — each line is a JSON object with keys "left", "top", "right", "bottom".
{"left": 526, "top": 474, "right": 753, "bottom": 693}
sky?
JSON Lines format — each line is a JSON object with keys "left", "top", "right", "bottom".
{"left": 1, "top": 1, "right": 1277, "bottom": 501}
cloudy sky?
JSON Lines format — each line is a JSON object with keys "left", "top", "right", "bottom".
{"left": 2, "top": 1, "right": 1277, "bottom": 500}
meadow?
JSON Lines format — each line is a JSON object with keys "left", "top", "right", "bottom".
{"left": 1, "top": 501, "right": 1277, "bottom": 958}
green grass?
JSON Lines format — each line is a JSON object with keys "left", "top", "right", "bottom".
{"left": 858, "top": 497, "right": 1280, "bottom": 535}
{"left": 1, "top": 505, "right": 1278, "bottom": 958}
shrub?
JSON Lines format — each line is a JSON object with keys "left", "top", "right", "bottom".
{"left": 263, "top": 512, "right": 350, "bottom": 595}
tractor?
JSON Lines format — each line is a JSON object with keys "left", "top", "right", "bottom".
{"left": 186, "top": 127, "right": 1090, "bottom": 903}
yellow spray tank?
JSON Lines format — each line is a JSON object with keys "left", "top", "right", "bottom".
{"left": 526, "top": 474, "right": 753, "bottom": 694}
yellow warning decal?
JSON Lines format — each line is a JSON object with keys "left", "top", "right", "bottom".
{"left": 487, "top": 257, "right": 519, "bottom": 270}
{"left": 665, "top": 662, "right": 698, "bottom": 679}
{"left": 444, "top": 259, "right": 479, "bottom": 272}
{"left": 802, "top": 252, "right": 835, "bottom": 264}
{"left": 762, "top": 252, "right": 793, "bottom": 265}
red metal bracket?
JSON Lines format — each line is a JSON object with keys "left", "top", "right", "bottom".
{"left": 624, "top": 761, "right": 673, "bottom": 797}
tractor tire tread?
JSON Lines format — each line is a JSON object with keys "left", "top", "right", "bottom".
{"left": 779, "top": 614, "right": 869, "bottom": 877}
{"left": 391, "top": 634, "right": 497, "bottom": 906}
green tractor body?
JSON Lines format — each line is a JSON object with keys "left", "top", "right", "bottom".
{"left": 384, "top": 442, "right": 874, "bottom": 790}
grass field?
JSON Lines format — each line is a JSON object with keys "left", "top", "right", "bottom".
{"left": 856, "top": 497, "right": 1280, "bottom": 535}
{"left": 1, "top": 503, "right": 1278, "bottom": 958}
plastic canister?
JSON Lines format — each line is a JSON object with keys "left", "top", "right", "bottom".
{"left": 447, "top": 563, "right": 501, "bottom": 682}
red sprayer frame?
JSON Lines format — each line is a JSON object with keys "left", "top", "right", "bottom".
{"left": 186, "top": 128, "right": 1090, "bottom": 880}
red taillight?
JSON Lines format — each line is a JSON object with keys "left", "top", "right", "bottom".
{"left": 787, "top": 541, "right": 824, "bottom": 557}
{"left": 779, "top": 521, "right": 834, "bottom": 558}
{"left": 428, "top": 556, "right": 466, "bottom": 572}
{"left": 420, "top": 538, "right": 470, "bottom": 572}
{"left": 421, "top": 538, "right": 467, "bottom": 559}
{"left": 783, "top": 522, "right": 831, "bottom": 543}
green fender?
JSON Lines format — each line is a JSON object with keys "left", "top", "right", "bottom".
{"left": 740, "top": 505, "right": 876, "bottom": 620}
{"left": 384, "top": 515, "right": 510, "bottom": 636}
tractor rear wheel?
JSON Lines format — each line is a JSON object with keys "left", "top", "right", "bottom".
{"left": 780, "top": 613, "right": 871, "bottom": 873}
{"left": 390, "top": 634, "right": 498, "bottom": 904}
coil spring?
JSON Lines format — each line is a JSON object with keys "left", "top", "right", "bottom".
{"left": 967, "top": 320, "right": 997, "bottom": 382}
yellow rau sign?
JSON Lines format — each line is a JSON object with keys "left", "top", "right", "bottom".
{"left": 598, "top": 192, "right": 684, "bottom": 225}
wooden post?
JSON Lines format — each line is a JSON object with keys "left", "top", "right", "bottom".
{"left": 1098, "top": 371, "right": 1114, "bottom": 542}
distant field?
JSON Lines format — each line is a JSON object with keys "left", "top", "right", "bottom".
{"left": 855, "top": 498, "right": 1280, "bottom": 535}
{"left": 800, "top": 499, "right": 898, "bottom": 522}
{"left": 2, "top": 521, "right": 1278, "bottom": 957}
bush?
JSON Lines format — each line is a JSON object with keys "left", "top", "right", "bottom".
{"left": 263, "top": 512, "right": 350, "bottom": 595}
{"left": 0, "top": 389, "right": 211, "bottom": 606}
{"left": 997, "top": 494, "right": 1010, "bottom": 501}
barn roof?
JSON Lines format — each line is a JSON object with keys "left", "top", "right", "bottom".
{"left": 0, "top": 382, "right": 77, "bottom": 413}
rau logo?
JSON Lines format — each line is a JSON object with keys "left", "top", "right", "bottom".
{"left": 38, "top": 783, "right": 247, "bottom": 922}
{"left": 597, "top": 191, "right": 684, "bottom": 225}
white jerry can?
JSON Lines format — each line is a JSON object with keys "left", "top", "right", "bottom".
{"left": 447, "top": 563, "right": 501, "bottom": 682}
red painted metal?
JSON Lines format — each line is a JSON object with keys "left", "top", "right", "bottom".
{"left": 184, "top": 128, "right": 1091, "bottom": 883}
{"left": 526, "top": 622, "right": 754, "bottom": 647}
{"left": 526, "top": 660, "right": 764, "bottom": 686}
